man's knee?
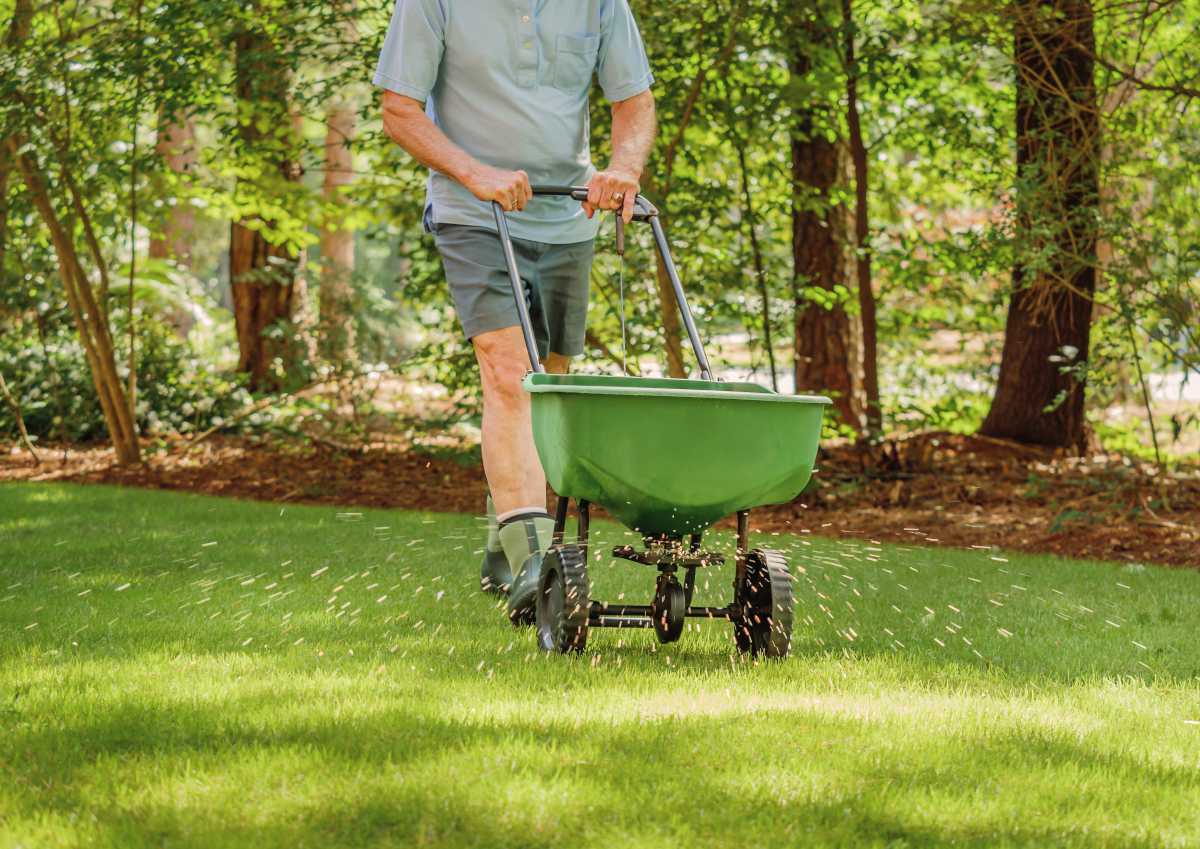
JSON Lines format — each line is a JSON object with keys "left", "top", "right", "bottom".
{"left": 474, "top": 328, "right": 531, "bottom": 403}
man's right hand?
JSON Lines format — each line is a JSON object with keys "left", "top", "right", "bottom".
{"left": 464, "top": 164, "right": 532, "bottom": 212}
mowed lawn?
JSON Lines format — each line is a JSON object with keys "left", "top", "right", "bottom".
{"left": 1, "top": 483, "right": 1199, "bottom": 849}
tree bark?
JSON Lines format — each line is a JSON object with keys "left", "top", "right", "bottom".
{"left": 150, "top": 111, "right": 199, "bottom": 336}
{"left": 789, "top": 46, "right": 861, "bottom": 430}
{"left": 318, "top": 100, "right": 357, "bottom": 363}
{"left": 842, "top": 0, "right": 880, "bottom": 435}
{"left": 10, "top": 141, "right": 141, "bottom": 464}
{"left": 980, "top": 0, "right": 1099, "bottom": 452}
{"left": 230, "top": 27, "right": 302, "bottom": 391}
{"left": 150, "top": 111, "right": 198, "bottom": 268}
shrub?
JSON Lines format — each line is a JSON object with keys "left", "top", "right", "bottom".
{"left": 0, "top": 317, "right": 252, "bottom": 442}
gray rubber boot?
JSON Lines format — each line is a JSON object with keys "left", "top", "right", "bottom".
{"left": 479, "top": 495, "right": 512, "bottom": 594}
{"left": 499, "top": 513, "right": 556, "bottom": 624}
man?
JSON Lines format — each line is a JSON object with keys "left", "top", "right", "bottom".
{"left": 374, "top": 0, "right": 657, "bottom": 623}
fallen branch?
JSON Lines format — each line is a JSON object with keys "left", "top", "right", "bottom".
{"left": 0, "top": 370, "right": 39, "bottom": 464}
{"left": 186, "top": 376, "right": 338, "bottom": 449}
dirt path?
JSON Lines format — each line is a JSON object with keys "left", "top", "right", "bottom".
{"left": 4, "top": 433, "right": 1197, "bottom": 567}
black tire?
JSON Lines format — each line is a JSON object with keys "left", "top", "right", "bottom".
{"left": 652, "top": 574, "right": 686, "bottom": 644}
{"left": 732, "top": 548, "right": 794, "bottom": 658}
{"left": 508, "top": 605, "right": 535, "bottom": 627}
{"left": 535, "top": 544, "right": 590, "bottom": 653}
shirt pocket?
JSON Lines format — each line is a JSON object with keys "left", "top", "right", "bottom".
{"left": 553, "top": 33, "right": 600, "bottom": 91}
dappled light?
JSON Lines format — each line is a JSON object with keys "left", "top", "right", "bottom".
{"left": 3, "top": 0, "right": 1200, "bottom": 843}
{"left": 2, "top": 484, "right": 1199, "bottom": 846}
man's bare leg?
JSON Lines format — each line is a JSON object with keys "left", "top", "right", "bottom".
{"left": 474, "top": 327, "right": 574, "bottom": 618}
{"left": 474, "top": 329, "right": 571, "bottom": 515}
{"left": 474, "top": 326, "right": 544, "bottom": 515}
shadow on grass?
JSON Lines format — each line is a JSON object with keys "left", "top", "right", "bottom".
{"left": 8, "top": 691, "right": 1192, "bottom": 849}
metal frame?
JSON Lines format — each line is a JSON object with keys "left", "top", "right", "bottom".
{"left": 491, "top": 186, "right": 774, "bottom": 644}
{"left": 490, "top": 185, "right": 712, "bottom": 380}
{"left": 549, "top": 494, "right": 754, "bottom": 634}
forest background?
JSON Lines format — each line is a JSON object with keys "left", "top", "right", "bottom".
{"left": 1, "top": 0, "right": 1197, "bottom": 564}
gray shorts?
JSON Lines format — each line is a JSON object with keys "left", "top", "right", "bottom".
{"left": 433, "top": 224, "right": 594, "bottom": 358}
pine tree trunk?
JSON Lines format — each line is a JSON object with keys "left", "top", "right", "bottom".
{"left": 318, "top": 100, "right": 357, "bottom": 363}
{"left": 980, "top": 0, "right": 1098, "bottom": 451}
{"left": 230, "top": 27, "right": 302, "bottom": 391}
{"left": 789, "top": 46, "right": 861, "bottom": 430}
{"left": 230, "top": 219, "right": 300, "bottom": 389}
{"left": 150, "top": 110, "right": 198, "bottom": 336}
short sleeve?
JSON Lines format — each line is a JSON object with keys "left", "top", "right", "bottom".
{"left": 372, "top": 0, "right": 446, "bottom": 101}
{"left": 596, "top": 0, "right": 654, "bottom": 102}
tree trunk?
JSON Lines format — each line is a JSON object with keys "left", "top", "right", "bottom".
{"left": 980, "top": 0, "right": 1098, "bottom": 451}
{"left": 318, "top": 100, "right": 357, "bottom": 363}
{"left": 0, "top": 0, "right": 34, "bottom": 288}
{"left": 789, "top": 48, "right": 861, "bottom": 430}
{"left": 842, "top": 0, "right": 880, "bottom": 435}
{"left": 150, "top": 111, "right": 199, "bottom": 336}
{"left": 230, "top": 27, "right": 302, "bottom": 391}
{"left": 150, "top": 111, "right": 198, "bottom": 268}
{"left": 11, "top": 141, "right": 141, "bottom": 464}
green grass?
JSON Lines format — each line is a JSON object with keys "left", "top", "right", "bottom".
{"left": 2, "top": 482, "right": 1199, "bottom": 849}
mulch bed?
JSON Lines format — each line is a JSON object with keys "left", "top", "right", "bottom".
{"left": 4, "top": 432, "right": 1197, "bottom": 567}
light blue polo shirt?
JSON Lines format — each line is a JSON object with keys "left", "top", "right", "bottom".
{"left": 373, "top": 0, "right": 653, "bottom": 244}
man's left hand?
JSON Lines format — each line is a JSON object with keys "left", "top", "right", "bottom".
{"left": 583, "top": 168, "right": 639, "bottom": 224}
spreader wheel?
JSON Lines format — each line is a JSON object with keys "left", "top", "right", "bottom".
{"left": 652, "top": 574, "right": 686, "bottom": 644}
{"left": 535, "top": 544, "right": 590, "bottom": 653}
{"left": 733, "top": 548, "right": 794, "bottom": 658}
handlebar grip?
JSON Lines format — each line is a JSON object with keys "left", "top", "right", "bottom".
{"left": 527, "top": 184, "right": 659, "bottom": 222}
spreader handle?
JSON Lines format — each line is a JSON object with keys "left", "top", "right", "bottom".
{"left": 528, "top": 185, "right": 659, "bottom": 222}
{"left": 490, "top": 186, "right": 713, "bottom": 380}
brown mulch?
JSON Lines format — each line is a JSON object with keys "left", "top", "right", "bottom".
{"left": 3, "top": 432, "right": 1198, "bottom": 567}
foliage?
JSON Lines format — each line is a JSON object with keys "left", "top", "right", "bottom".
{"left": 0, "top": 316, "right": 251, "bottom": 441}
{"left": 0, "top": 0, "right": 1198, "bottom": 451}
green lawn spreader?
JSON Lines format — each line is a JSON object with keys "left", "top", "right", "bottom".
{"left": 493, "top": 187, "right": 830, "bottom": 657}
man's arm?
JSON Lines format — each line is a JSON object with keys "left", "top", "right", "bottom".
{"left": 381, "top": 90, "right": 532, "bottom": 211}
{"left": 585, "top": 89, "right": 656, "bottom": 223}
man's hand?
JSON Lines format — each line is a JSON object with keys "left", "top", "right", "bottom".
{"left": 464, "top": 164, "right": 532, "bottom": 212}
{"left": 583, "top": 168, "right": 640, "bottom": 224}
